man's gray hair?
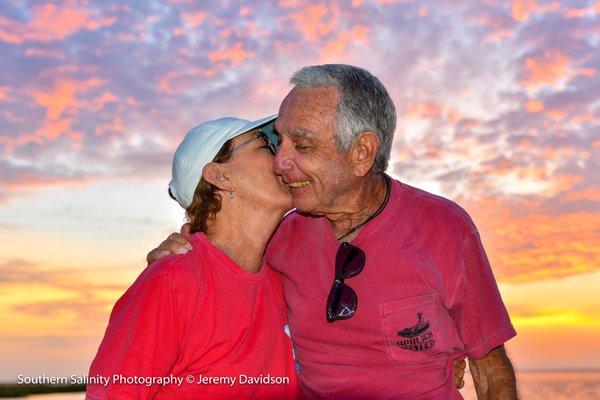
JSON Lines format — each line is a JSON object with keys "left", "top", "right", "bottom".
{"left": 290, "top": 64, "right": 396, "bottom": 172}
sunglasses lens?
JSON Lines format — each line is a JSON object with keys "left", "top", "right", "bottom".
{"left": 336, "top": 243, "right": 365, "bottom": 278}
{"left": 258, "top": 132, "right": 277, "bottom": 155}
{"left": 260, "top": 125, "right": 280, "bottom": 149}
{"left": 327, "top": 283, "right": 357, "bottom": 321}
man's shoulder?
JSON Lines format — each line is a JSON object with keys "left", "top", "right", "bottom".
{"left": 277, "top": 209, "right": 320, "bottom": 232}
{"left": 397, "top": 180, "right": 477, "bottom": 232}
{"left": 266, "top": 210, "right": 320, "bottom": 262}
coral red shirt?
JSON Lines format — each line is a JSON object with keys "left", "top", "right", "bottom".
{"left": 266, "top": 177, "right": 516, "bottom": 399}
{"left": 87, "top": 232, "right": 299, "bottom": 400}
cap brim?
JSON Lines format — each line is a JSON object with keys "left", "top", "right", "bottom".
{"left": 233, "top": 114, "right": 277, "bottom": 137}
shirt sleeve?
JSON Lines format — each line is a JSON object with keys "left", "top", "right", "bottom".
{"left": 86, "top": 265, "right": 179, "bottom": 400}
{"left": 449, "top": 227, "right": 516, "bottom": 360}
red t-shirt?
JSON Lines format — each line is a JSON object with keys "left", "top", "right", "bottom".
{"left": 87, "top": 232, "right": 299, "bottom": 400}
{"left": 266, "top": 178, "right": 516, "bottom": 399}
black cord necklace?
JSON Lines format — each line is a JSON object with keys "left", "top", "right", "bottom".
{"left": 337, "top": 175, "right": 391, "bottom": 242}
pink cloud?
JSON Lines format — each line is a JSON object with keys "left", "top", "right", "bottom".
{"left": 564, "top": 1, "right": 600, "bottom": 18}
{"left": 284, "top": 4, "right": 340, "bottom": 43}
{"left": 156, "top": 67, "right": 219, "bottom": 94}
{"left": 279, "top": 0, "right": 304, "bottom": 8}
{"left": 24, "top": 48, "right": 66, "bottom": 59}
{"left": 467, "top": 12, "right": 511, "bottom": 44}
{"left": 33, "top": 77, "right": 102, "bottom": 115}
{"left": 319, "top": 25, "right": 371, "bottom": 61}
{"left": 172, "top": 26, "right": 184, "bottom": 37}
{"left": 510, "top": 0, "right": 560, "bottom": 22}
{"left": 403, "top": 100, "right": 444, "bottom": 120}
{"left": 577, "top": 68, "right": 597, "bottom": 77}
{"left": 377, "top": 0, "right": 407, "bottom": 4}
{"left": 511, "top": 0, "right": 539, "bottom": 22}
{"left": 0, "top": 134, "right": 41, "bottom": 155}
{"left": 0, "top": 2, "right": 117, "bottom": 44}
{"left": 571, "top": 113, "right": 596, "bottom": 124}
{"left": 96, "top": 117, "right": 125, "bottom": 137}
{"left": 208, "top": 42, "right": 253, "bottom": 67}
{"left": 17, "top": 77, "right": 103, "bottom": 143}
{"left": 34, "top": 79, "right": 81, "bottom": 120}
{"left": 524, "top": 98, "right": 544, "bottom": 113}
{"left": 546, "top": 108, "right": 566, "bottom": 121}
{"left": 38, "top": 118, "right": 74, "bottom": 140}
{"left": 90, "top": 91, "right": 118, "bottom": 112}
{"left": 181, "top": 10, "right": 207, "bottom": 27}
{"left": 239, "top": 6, "right": 252, "bottom": 17}
{"left": 518, "top": 50, "right": 595, "bottom": 89}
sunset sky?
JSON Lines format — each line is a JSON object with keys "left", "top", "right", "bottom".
{"left": 1, "top": 0, "right": 599, "bottom": 382}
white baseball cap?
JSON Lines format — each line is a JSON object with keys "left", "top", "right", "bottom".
{"left": 169, "top": 115, "right": 277, "bottom": 209}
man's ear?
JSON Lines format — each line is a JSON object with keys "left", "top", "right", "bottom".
{"left": 350, "top": 132, "right": 380, "bottom": 177}
{"left": 202, "top": 163, "right": 235, "bottom": 192}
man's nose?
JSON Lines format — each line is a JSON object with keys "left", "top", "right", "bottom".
{"left": 273, "top": 143, "right": 293, "bottom": 175}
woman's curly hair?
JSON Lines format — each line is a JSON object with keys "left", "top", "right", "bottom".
{"left": 185, "top": 139, "right": 234, "bottom": 234}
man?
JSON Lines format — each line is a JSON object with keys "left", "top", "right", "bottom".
{"left": 148, "top": 64, "right": 517, "bottom": 399}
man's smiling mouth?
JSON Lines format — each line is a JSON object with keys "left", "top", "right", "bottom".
{"left": 287, "top": 181, "right": 310, "bottom": 188}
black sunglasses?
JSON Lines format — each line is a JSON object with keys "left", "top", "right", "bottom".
{"left": 326, "top": 242, "right": 366, "bottom": 322}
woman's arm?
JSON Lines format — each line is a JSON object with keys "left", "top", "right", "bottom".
{"left": 86, "top": 265, "right": 180, "bottom": 400}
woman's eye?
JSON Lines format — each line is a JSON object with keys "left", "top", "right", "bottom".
{"left": 295, "top": 145, "right": 309, "bottom": 152}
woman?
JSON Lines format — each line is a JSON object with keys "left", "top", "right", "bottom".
{"left": 86, "top": 116, "right": 299, "bottom": 399}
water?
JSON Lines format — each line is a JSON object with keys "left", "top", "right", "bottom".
{"left": 461, "top": 370, "right": 600, "bottom": 400}
{"left": 4, "top": 371, "right": 599, "bottom": 399}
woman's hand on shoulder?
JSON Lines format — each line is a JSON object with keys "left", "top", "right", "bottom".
{"left": 146, "top": 223, "right": 192, "bottom": 265}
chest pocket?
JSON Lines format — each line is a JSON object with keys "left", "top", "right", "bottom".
{"left": 380, "top": 293, "right": 454, "bottom": 363}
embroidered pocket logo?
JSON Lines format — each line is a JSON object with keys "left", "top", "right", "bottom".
{"left": 396, "top": 312, "right": 435, "bottom": 351}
